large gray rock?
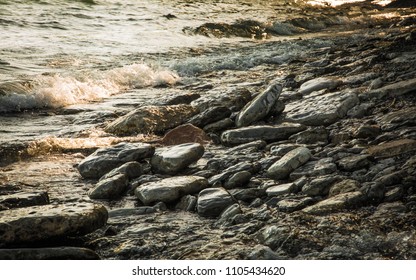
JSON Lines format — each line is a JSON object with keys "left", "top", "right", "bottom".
{"left": 299, "top": 77, "right": 341, "bottom": 95}
{"left": 302, "top": 191, "right": 365, "bottom": 215}
{"left": 197, "top": 187, "right": 234, "bottom": 217}
{"left": 0, "top": 191, "right": 49, "bottom": 210}
{"left": 0, "top": 203, "right": 108, "bottom": 245}
{"left": 267, "top": 147, "right": 312, "bottom": 180}
{"left": 221, "top": 123, "right": 306, "bottom": 145}
{"left": 151, "top": 143, "right": 205, "bottom": 175}
{"left": 135, "top": 176, "right": 208, "bottom": 205}
{"left": 235, "top": 83, "right": 283, "bottom": 127}
{"left": 105, "top": 104, "right": 198, "bottom": 135}
{"left": 77, "top": 142, "right": 154, "bottom": 179}
{"left": 284, "top": 91, "right": 359, "bottom": 126}
{"left": 0, "top": 247, "right": 100, "bottom": 260}
{"left": 89, "top": 174, "right": 129, "bottom": 199}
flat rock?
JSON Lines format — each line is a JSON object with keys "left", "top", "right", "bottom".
{"left": 221, "top": 123, "right": 306, "bottom": 145}
{"left": 203, "top": 118, "right": 234, "bottom": 132}
{"left": 366, "top": 139, "right": 416, "bottom": 158}
{"left": 77, "top": 142, "right": 154, "bottom": 179}
{"left": 197, "top": 187, "right": 234, "bottom": 217}
{"left": 277, "top": 196, "right": 315, "bottom": 212}
{"left": 363, "top": 77, "right": 416, "bottom": 100}
{"left": 302, "top": 175, "right": 342, "bottom": 196}
{"left": 161, "top": 124, "right": 211, "bottom": 145}
{"left": 89, "top": 174, "right": 129, "bottom": 199}
{"left": 235, "top": 83, "right": 283, "bottom": 127}
{"left": 151, "top": 143, "right": 205, "bottom": 175}
{"left": 337, "top": 155, "right": 371, "bottom": 171}
{"left": 284, "top": 91, "right": 359, "bottom": 126}
{"left": 267, "top": 147, "right": 312, "bottom": 180}
{"left": 188, "top": 106, "right": 231, "bottom": 128}
{"left": 266, "top": 183, "right": 296, "bottom": 196}
{"left": 135, "top": 176, "right": 208, "bottom": 205}
{"left": 0, "top": 191, "right": 49, "bottom": 210}
{"left": 289, "top": 127, "right": 329, "bottom": 144}
{"left": 302, "top": 191, "right": 365, "bottom": 215}
{"left": 0, "top": 247, "right": 100, "bottom": 260}
{"left": 290, "top": 158, "right": 337, "bottom": 180}
{"left": 0, "top": 203, "right": 108, "bottom": 245}
{"left": 105, "top": 104, "right": 198, "bottom": 136}
{"left": 329, "top": 179, "right": 361, "bottom": 197}
{"left": 299, "top": 77, "right": 341, "bottom": 95}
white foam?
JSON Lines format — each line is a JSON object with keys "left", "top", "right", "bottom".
{"left": 0, "top": 63, "right": 179, "bottom": 113}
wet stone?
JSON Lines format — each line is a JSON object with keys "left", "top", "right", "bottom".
{"left": 175, "top": 195, "right": 197, "bottom": 212}
{"left": 0, "top": 203, "right": 108, "bottom": 245}
{"left": 151, "top": 143, "right": 205, "bottom": 175}
{"left": 89, "top": 174, "right": 129, "bottom": 200}
{"left": 223, "top": 171, "right": 252, "bottom": 189}
{"left": 0, "top": 191, "right": 49, "bottom": 210}
{"left": 135, "top": 176, "right": 208, "bottom": 205}
{"left": 197, "top": 188, "right": 234, "bottom": 217}
{"left": 267, "top": 147, "right": 312, "bottom": 180}
{"left": 77, "top": 142, "right": 154, "bottom": 179}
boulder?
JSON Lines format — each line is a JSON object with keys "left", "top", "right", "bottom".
{"left": 0, "top": 191, "right": 49, "bottom": 210}
{"left": 135, "top": 176, "right": 208, "bottom": 205}
{"left": 89, "top": 174, "right": 129, "bottom": 199}
{"left": 302, "top": 191, "right": 365, "bottom": 215}
{"left": 284, "top": 91, "right": 359, "bottom": 126}
{"left": 77, "top": 142, "right": 154, "bottom": 179}
{"left": 235, "top": 83, "right": 283, "bottom": 127}
{"left": 151, "top": 143, "right": 205, "bottom": 175}
{"left": 299, "top": 77, "right": 341, "bottom": 95}
{"left": 105, "top": 105, "right": 198, "bottom": 135}
{"left": 221, "top": 123, "right": 306, "bottom": 145}
{"left": 197, "top": 188, "right": 234, "bottom": 217}
{"left": 267, "top": 147, "right": 312, "bottom": 180}
{"left": 0, "top": 203, "right": 108, "bottom": 245}
{"left": 160, "top": 124, "right": 211, "bottom": 145}
{"left": 0, "top": 247, "right": 100, "bottom": 260}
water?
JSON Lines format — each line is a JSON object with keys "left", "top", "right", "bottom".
{"left": 0, "top": 0, "right": 404, "bottom": 160}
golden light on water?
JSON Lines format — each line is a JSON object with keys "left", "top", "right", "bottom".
{"left": 306, "top": 0, "right": 393, "bottom": 6}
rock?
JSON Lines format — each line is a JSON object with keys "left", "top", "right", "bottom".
{"left": 89, "top": 174, "right": 129, "bottom": 199}
{"left": 354, "top": 125, "right": 381, "bottom": 139}
{"left": 100, "top": 161, "right": 143, "bottom": 181}
{"left": 276, "top": 197, "right": 315, "bottom": 212}
{"left": 188, "top": 106, "right": 231, "bottom": 128}
{"left": 384, "top": 186, "right": 404, "bottom": 202}
{"left": 0, "top": 191, "right": 49, "bottom": 210}
{"left": 105, "top": 105, "right": 198, "bottom": 135}
{"left": 77, "top": 142, "right": 154, "bottom": 179}
{"left": 270, "top": 143, "right": 301, "bottom": 156}
{"left": 192, "top": 87, "right": 252, "bottom": 112}
{"left": 108, "top": 207, "right": 156, "bottom": 218}
{"left": 151, "top": 143, "right": 205, "bottom": 175}
{"left": 0, "top": 203, "right": 108, "bottom": 245}
{"left": 284, "top": 91, "right": 359, "bottom": 126}
{"left": 247, "top": 245, "right": 282, "bottom": 260}
{"left": 378, "top": 107, "right": 416, "bottom": 131}
{"left": 289, "top": 127, "right": 329, "bottom": 144}
{"left": 224, "top": 171, "right": 252, "bottom": 189}
{"left": 0, "top": 247, "right": 100, "bottom": 260}
{"left": 267, "top": 147, "right": 312, "bottom": 180}
{"left": 329, "top": 179, "right": 361, "bottom": 197}
{"left": 366, "top": 139, "right": 416, "bottom": 158}
{"left": 175, "top": 195, "right": 197, "bottom": 211}
{"left": 229, "top": 188, "right": 265, "bottom": 202}
{"left": 299, "top": 77, "right": 341, "bottom": 95}
{"left": 197, "top": 188, "right": 234, "bottom": 217}
{"left": 215, "top": 203, "right": 242, "bottom": 226}
{"left": 290, "top": 158, "right": 337, "bottom": 180}
{"left": 302, "top": 175, "right": 342, "bottom": 196}
{"left": 160, "top": 124, "right": 211, "bottom": 145}
{"left": 266, "top": 183, "right": 296, "bottom": 196}
{"left": 203, "top": 118, "right": 234, "bottom": 132}
{"left": 362, "top": 77, "right": 416, "bottom": 100}
{"left": 135, "top": 176, "right": 208, "bottom": 205}
{"left": 221, "top": 123, "right": 306, "bottom": 145}
{"left": 302, "top": 191, "right": 365, "bottom": 215}
{"left": 208, "top": 162, "right": 257, "bottom": 186}
{"left": 337, "top": 155, "right": 371, "bottom": 171}
{"left": 235, "top": 83, "right": 283, "bottom": 127}
{"left": 165, "top": 93, "right": 200, "bottom": 105}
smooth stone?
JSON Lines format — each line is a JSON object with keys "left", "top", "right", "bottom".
{"left": 160, "top": 124, "right": 211, "bottom": 145}
{"left": 151, "top": 143, "right": 204, "bottom": 175}
{"left": 290, "top": 158, "right": 337, "bottom": 180}
{"left": 0, "top": 191, "right": 49, "bottom": 210}
{"left": 105, "top": 104, "right": 198, "bottom": 135}
{"left": 175, "top": 195, "right": 197, "bottom": 212}
{"left": 299, "top": 77, "right": 341, "bottom": 95}
{"left": 337, "top": 155, "right": 371, "bottom": 171}
{"left": 366, "top": 139, "right": 416, "bottom": 158}
{"left": 188, "top": 106, "right": 231, "bottom": 128}
{"left": 267, "top": 147, "right": 312, "bottom": 180}
{"left": 0, "top": 247, "right": 100, "bottom": 260}
{"left": 302, "top": 175, "right": 343, "bottom": 196}
{"left": 203, "top": 118, "right": 234, "bottom": 132}
{"left": 288, "top": 127, "right": 329, "bottom": 144}
{"left": 135, "top": 176, "right": 208, "bottom": 205}
{"left": 223, "top": 171, "right": 252, "bottom": 189}
{"left": 362, "top": 77, "right": 416, "bottom": 100}
{"left": 100, "top": 161, "right": 143, "bottom": 181}
{"left": 284, "top": 91, "right": 359, "bottom": 126}
{"left": 197, "top": 188, "right": 234, "bottom": 217}
{"left": 302, "top": 191, "right": 365, "bottom": 215}
{"left": 235, "top": 83, "right": 283, "bottom": 127}
{"left": 221, "top": 123, "right": 306, "bottom": 145}
{"left": 276, "top": 197, "right": 315, "bottom": 212}
{"left": 329, "top": 179, "right": 361, "bottom": 197}
{"left": 77, "top": 142, "right": 154, "bottom": 179}
{"left": 266, "top": 183, "right": 296, "bottom": 196}
{"left": 0, "top": 203, "right": 108, "bottom": 245}
{"left": 89, "top": 174, "right": 129, "bottom": 199}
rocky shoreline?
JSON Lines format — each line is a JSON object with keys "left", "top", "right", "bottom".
{"left": 1, "top": 5, "right": 416, "bottom": 260}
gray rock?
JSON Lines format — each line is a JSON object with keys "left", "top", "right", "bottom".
{"left": 299, "top": 77, "right": 341, "bottom": 95}
{"left": 354, "top": 125, "right": 381, "bottom": 139}
{"left": 221, "top": 123, "right": 306, "bottom": 145}
{"left": 0, "top": 191, "right": 49, "bottom": 210}
{"left": 188, "top": 106, "right": 231, "bottom": 127}
{"left": 208, "top": 162, "right": 256, "bottom": 186}
{"left": 302, "top": 191, "right": 365, "bottom": 215}
{"left": 135, "top": 176, "right": 208, "bottom": 205}
{"left": 362, "top": 77, "right": 416, "bottom": 100}
{"left": 337, "top": 155, "right": 371, "bottom": 171}
{"left": 105, "top": 104, "right": 198, "bottom": 135}
{"left": 384, "top": 186, "right": 404, "bottom": 202}
{"left": 215, "top": 203, "right": 242, "bottom": 226}
{"left": 108, "top": 207, "right": 156, "bottom": 218}
{"left": 203, "top": 118, "right": 234, "bottom": 133}
{"left": 378, "top": 107, "right": 416, "bottom": 131}
{"left": 266, "top": 183, "right": 296, "bottom": 196}
{"left": 277, "top": 197, "right": 315, "bottom": 212}
{"left": 235, "top": 83, "right": 283, "bottom": 127}
{"left": 229, "top": 188, "right": 265, "bottom": 202}
{"left": 100, "top": 161, "right": 143, "bottom": 181}
{"left": 0, "top": 203, "right": 108, "bottom": 245}
{"left": 175, "top": 195, "right": 197, "bottom": 211}
{"left": 77, "top": 142, "right": 154, "bottom": 179}
{"left": 267, "top": 147, "right": 312, "bottom": 180}
{"left": 284, "top": 90, "right": 359, "bottom": 126}
{"left": 197, "top": 188, "right": 235, "bottom": 217}
{"left": 0, "top": 247, "right": 100, "bottom": 260}
{"left": 289, "top": 127, "right": 329, "bottom": 144}
{"left": 270, "top": 143, "right": 301, "bottom": 156}
{"left": 247, "top": 245, "right": 282, "bottom": 260}
{"left": 224, "top": 171, "right": 252, "bottom": 189}
{"left": 302, "top": 175, "right": 343, "bottom": 196}
{"left": 191, "top": 87, "right": 252, "bottom": 112}
{"left": 151, "top": 143, "right": 204, "bottom": 175}
{"left": 329, "top": 179, "right": 361, "bottom": 197}
{"left": 89, "top": 174, "right": 129, "bottom": 199}
{"left": 290, "top": 158, "right": 337, "bottom": 180}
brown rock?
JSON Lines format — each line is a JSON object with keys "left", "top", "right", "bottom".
{"left": 161, "top": 124, "right": 211, "bottom": 145}
{"left": 367, "top": 139, "right": 416, "bottom": 158}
